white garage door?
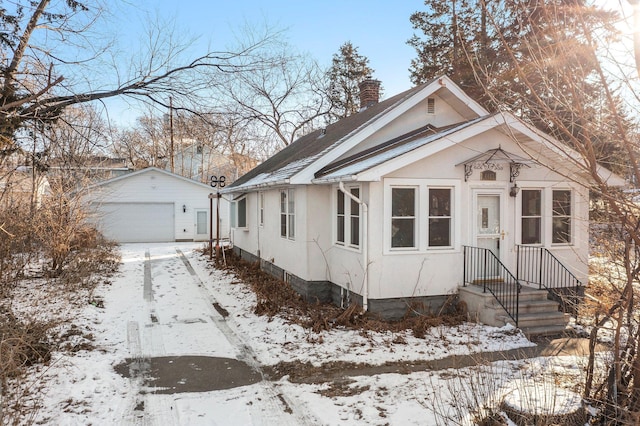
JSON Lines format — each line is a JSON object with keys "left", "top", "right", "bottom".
{"left": 94, "top": 203, "right": 175, "bottom": 243}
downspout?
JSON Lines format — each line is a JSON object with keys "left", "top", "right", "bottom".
{"left": 339, "top": 181, "right": 369, "bottom": 312}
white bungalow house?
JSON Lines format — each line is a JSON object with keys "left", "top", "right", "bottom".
{"left": 85, "top": 167, "right": 228, "bottom": 243}
{"left": 224, "top": 76, "right": 623, "bottom": 332}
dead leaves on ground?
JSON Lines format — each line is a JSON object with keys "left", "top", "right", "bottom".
{"left": 220, "top": 249, "right": 466, "bottom": 338}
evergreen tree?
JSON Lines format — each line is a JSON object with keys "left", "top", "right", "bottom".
{"left": 327, "top": 42, "right": 375, "bottom": 120}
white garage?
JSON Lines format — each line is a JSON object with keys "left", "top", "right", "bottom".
{"left": 85, "top": 167, "right": 229, "bottom": 243}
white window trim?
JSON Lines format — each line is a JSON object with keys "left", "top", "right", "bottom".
{"left": 280, "top": 188, "right": 295, "bottom": 240}
{"left": 232, "top": 196, "right": 248, "bottom": 230}
{"left": 258, "top": 191, "right": 264, "bottom": 227}
{"left": 513, "top": 182, "right": 578, "bottom": 248}
{"left": 518, "top": 188, "right": 544, "bottom": 246}
{"left": 384, "top": 178, "right": 460, "bottom": 255}
{"left": 550, "top": 188, "right": 573, "bottom": 246}
{"left": 333, "top": 184, "right": 362, "bottom": 251}
{"left": 427, "top": 186, "right": 454, "bottom": 249}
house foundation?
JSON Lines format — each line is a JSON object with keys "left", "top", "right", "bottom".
{"left": 231, "top": 246, "right": 457, "bottom": 320}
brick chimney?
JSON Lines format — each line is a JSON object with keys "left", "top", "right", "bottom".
{"left": 358, "top": 77, "right": 381, "bottom": 110}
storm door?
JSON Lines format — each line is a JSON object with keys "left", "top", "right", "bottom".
{"left": 475, "top": 194, "right": 503, "bottom": 276}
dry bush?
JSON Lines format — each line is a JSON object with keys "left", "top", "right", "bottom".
{"left": 220, "top": 249, "right": 466, "bottom": 335}
{"left": 0, "top": 308, "right": 54, "bottom": 381}
{"left": 0, "top": 203, "right": 39, "bottom": 288}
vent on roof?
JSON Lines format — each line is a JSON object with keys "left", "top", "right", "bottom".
{"left": 427, "top": 97, "right": 436, "bottom": 115}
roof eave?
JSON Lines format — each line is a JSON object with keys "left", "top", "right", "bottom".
{"left": 311, "top": 175, "right": 360, "bottom": 184}
{"left": 222, "top": 178, "right": 290, "bottom": 194}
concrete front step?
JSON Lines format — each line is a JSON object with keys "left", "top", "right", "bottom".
{"left": 497, "top": 311, "right": 569, "bottom": 329}
{"left": 518, "top": 323, "right": 569, "bottom": 337}
{"left": 459, "top": 285, "right": 569, "bottom": 336}
{"left": 488, "top": 298, "right": 560, "bottom": 314}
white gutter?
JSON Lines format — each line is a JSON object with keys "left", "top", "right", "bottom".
{"left": 311, "top": 175, "right": 358, "bottom": 184}
{"left": 339, "top": 181, "right": 369, "bottom": 312}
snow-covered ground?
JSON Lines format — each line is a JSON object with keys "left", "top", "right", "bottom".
{"left": 15, "top": 243, "right": 596, "bottom": 425}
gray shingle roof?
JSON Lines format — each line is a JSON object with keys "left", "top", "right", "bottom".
{"left": 226, "top": 81, "right": 432, "bottom": 191}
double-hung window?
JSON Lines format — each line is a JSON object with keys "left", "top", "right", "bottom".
{"left": 335, "top": 186, "right": 361, "bottom": 248}
{"left": 280, "top": 189, "right": 295, "bottom": 239}
{"left": 349, "top": 188, "right": 360, "bottom": 246}
{"left": 337, "top": 190, "right": 345, "bottom": 244}
{"left": 259, "top": 192, "right": 264, "bottom": 227}
{"left": 428, "top": 188, "right": 451, "bottom": 247}
{"left": 391, "top": 187, "right": 416, "bottom": 248}
{"left": 521, "top": 189, "right": 541, "bottom": 244}
{"left": 335, "top": 187, "right": 360, "bottom": 247}
{"left": 552, "top": 190, "right": 571, "bottom": 244}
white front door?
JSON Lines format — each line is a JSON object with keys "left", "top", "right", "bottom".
{"left": 476, "top": 194, "right": 502, "bottom": 262}
{"left": 195, "top": 209, "right": 209, "bottom": 241}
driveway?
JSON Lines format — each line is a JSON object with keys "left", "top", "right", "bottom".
{"left": 108, "top": 243, "right": 316, "bottom": 425}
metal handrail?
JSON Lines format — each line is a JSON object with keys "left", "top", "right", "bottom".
{"left": 515, "top": 244, "right": 583, "bottom": 315}
{"left": 463, "top": 246, "right": 521, "bottom": 326}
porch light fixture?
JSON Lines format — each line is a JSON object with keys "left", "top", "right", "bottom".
{"left": 182, "top": 204, "right": 187, "bottom": 213}
{"left": 509, "top": 183, "right": 520, "bottom": 197}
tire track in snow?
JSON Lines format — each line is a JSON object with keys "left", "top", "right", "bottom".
{"left": 139, "top": 248, "right": 177, "bottom": 425}
{"left": 176, "top": 248, "right": 319, "bottom": 426}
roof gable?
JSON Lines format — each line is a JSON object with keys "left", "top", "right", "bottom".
{"left": 226, "top": 76, "right": 623, "bottom": 191}
{"left": 226, "top": 76, "right": 488, "bottom": 192}
{"left": 86, "top": 167, "right": 214, "bottom": 191}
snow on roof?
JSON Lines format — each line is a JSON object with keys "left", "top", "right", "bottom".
{"left": 224, "top": 82, "right": 433, "bottom": 193}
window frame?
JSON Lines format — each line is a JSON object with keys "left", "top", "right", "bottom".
{"left": 231, "top": 195, "right": 248, "bottom": 230}
{"left": 390, "top": 186, "right": 418, "bottom": 250}
{"left": 520, "top": 189, "right": 542, "bottom": 245}
{"left": 384, "top": 178, "right": 459, "bottom": 254}
{"left": 258, "top": 191, "right": 264, "bottom": 227}
{"left": 551, "top": 189, "right": 572, "bottom": 245}
{"left": 427, "top": 187, "right": 452, "bottom": 248}
{"left": 280, "top": 188, "right": 295, "bottom": 240}
{"left": 334, "top": 185, "right": 361, "bottom": 249}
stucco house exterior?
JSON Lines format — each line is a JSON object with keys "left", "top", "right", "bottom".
{"left": 224, "top": 76, "right": 623, "bottom": 326}
{"left": 85, "top": 167, "right": 228, "bottom": 243}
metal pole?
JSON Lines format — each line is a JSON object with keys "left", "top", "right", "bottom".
{"left": 169, "top": 96, "right": 175, "bottom": 173}
{"left": 208, "top": 193, "right": 214, "bottom": 260}
{"left": 215, "top": 192, "right": 221, "bottom": 263}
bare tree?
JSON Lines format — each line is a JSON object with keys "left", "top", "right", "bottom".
{"left": 212, "top": 36, "right": 332, "bottom": 152}
{"left": 0, "top": 0, "right": 276, "bottom": 157}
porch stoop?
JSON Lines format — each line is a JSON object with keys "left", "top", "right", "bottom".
{"left": 459, "top": 285, "right": 569, "bottom": 336}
